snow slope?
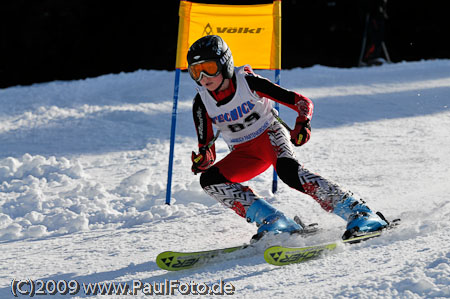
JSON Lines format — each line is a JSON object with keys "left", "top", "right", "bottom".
{"left": 1, "top": 60, "right": 449, "bottom": 298}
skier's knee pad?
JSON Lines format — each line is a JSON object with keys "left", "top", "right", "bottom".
{"left": 200, "top": 166, "right": 230, "bottom": 189}
{"left": 276, "top": 158, "right": 305, "bottom": 192}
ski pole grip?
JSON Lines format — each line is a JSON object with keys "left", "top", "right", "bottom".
{"left": 193, "top": 130, "right": 220, "bottom": 164}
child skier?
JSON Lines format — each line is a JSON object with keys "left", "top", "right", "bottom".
{"left": 188, "top": 35, "right": 388, "bottom": 241}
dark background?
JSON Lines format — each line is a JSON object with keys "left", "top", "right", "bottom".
{"left": 1, "top": 0, "right": 449, "bottom": 88}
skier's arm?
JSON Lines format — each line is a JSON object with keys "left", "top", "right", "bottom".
{"left": 245, "top": 73, "right": 313, "bottom": 146}
{"left": 192, "top": 94, "right": 216, "bottom": 173}
{"left": 245, "top": 74, "right": 313, "bottom": 122}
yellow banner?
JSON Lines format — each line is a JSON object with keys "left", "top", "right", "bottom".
{"left": 176, "top": 1, "right": 281, "bottom": 70}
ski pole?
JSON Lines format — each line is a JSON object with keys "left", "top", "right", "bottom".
{"left": 193, "top": 130, "right": 221, "bottom": 163}
{"left": 271, "top": 108, "right": 292, "bottom": 131}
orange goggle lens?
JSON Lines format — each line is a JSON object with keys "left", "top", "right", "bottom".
{"left": 189, "top": 61, "right": 220, "bottom": 81}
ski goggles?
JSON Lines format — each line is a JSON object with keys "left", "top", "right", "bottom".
{"left": 188, "top": 60, "right": 222, "bottom": 82}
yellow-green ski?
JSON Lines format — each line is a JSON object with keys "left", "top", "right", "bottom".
{"left": 342, "top": 230, "right": 381, "bottom": 244}
{"left": 156, "top": 244, "right": 248, "bottom": 271}
{"left": 264, "top": 243, "right": 337, "bottom": 266}
{"left": 264, "top": 219, "right": 400, "bottom": 266}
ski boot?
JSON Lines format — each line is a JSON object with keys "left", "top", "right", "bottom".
{"left": 246, "top": 198, "right": 302, "bottom": 242}
{"left": 333, "top": 195, "right": 388, "bottom": 240}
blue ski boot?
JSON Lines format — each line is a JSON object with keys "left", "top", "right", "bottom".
{"left": 333, "top": 195, "right": 388, "bottom": 239}
{"left": 246, "top": 199, "right": 302, "bottom": 241}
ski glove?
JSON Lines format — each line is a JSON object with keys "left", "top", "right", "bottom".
{"left": 290, "top": 118, "right": 311, "bottom": 146}
{"left": 191, "top": 147, "right": 215, "bottom": 175}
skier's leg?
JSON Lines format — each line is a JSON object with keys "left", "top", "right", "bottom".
{"left": 200, "top": 166, "right": 255, "bottom": 217}
{"left": 199, "top": 132, "right": 301, "bottom": 235}
{"left": 267, "top": 120, "right": 343, "bottom": 210}
{"left": 268, "top": 120, "right": 387, "bottom": 235}
{"left": 297, "top": 166, "right": 387, "bottom": 235}
{"left": 200, "top": 167, "right": 301, "bottom": 235}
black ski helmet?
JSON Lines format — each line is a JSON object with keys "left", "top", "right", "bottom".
{"left": 187, "top": 35, "right": 234, "bottom": 80}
